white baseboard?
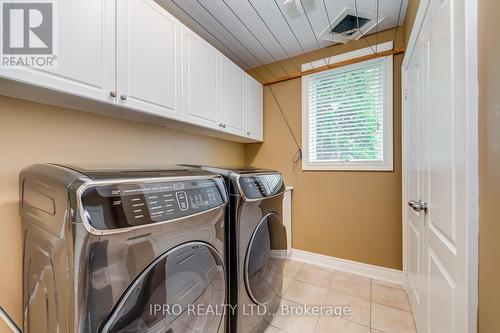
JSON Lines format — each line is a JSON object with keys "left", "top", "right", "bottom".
{"left": 290, "top": 248, "right": 405, "bottom": 286}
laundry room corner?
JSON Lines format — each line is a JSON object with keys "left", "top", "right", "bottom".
{"left": 244, "top": 27, "right": 406, "bottom": 271}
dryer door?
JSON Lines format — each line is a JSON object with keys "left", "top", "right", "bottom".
{"left": 245, "top": 213, "right": 287, "bottom": 305}
{"left": 100, "top": 242, "right": 226, "bottom": 333}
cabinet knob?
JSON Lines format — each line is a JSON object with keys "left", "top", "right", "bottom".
{"left": 120, "top": 94, "right": 127, "bottom": 101}
{"left": 222, "top": 124, "right": 227, "bottom": 128}
{"left": 219, "top": 123, "right": 224, "bottom": 127}
{"left": 247, "top": 132, "right": 251, "bottom": 136}
{"left": 109, "top": 91, "right": 117, "bottom": 98}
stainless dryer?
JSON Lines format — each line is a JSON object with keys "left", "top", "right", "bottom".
{"left": 20, "top": 164, "right": 228, "bottom": 333}
{"left": 190, "top": 167, "right": 287, "bottom": 333}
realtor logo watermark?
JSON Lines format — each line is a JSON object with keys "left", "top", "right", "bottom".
{"left": 1, "top": 0, "right": 57, "bottom": 68}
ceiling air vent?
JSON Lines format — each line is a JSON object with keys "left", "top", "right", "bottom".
{"left": 319, "top": 7, "right": 385, "bottom": 44}
{"left": 332, "top": 15, "right": 370, "bottom": 37}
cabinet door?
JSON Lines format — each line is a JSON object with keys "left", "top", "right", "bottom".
{"left": 0, "top": 0, "right": 115, "bottom": 103}
{"left": 181, "top": 27, "right": 221, "bottom": 129}
{"left": 116, "top": 0, "right": 181, "bottom": 119}
{"left": 221, "top": 56, "right": 245, "bottom": 136}
{"left": 246, "top": 75, "right": 263, "bottom": 141}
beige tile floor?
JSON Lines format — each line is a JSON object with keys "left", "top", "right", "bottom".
{"left": 265, "top": 260, "right": 417, "bottom": 333}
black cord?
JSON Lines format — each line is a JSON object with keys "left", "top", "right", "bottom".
{"left": 376, "top": 0, "right": 380, "bottom": 53}
{"left": 292, "top": 149, "right": 303, "bottom": 171}
{"left": 221, "top": 0, "right": 289, "bottom": 78}
{"left": 267, "top": 85, "right": 303, "bottom": 166}
{"left": 393, "top": 0, "right": 404, "bottom": 45}
{"left": 322, "top": 0, "right": 334, "bottom": 65}
{"left": 247, "top": 0, "right": 302, "bottom": 73}
{"left": 169, "top": 0, "right": 268, "bottom": 82}
{"left": 298, "top": 0, "right": 328, "bottom": 67}
{"left": 354, "top": 0, "right": 376, "bottom": 54}
{"left": 272, "top": 0, "right": 317, "bottom": 72}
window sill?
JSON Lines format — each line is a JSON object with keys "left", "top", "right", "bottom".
{"left": 302, "top": 163, "right": 394, "bottom": 171}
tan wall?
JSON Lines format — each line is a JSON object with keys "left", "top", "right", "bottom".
{"left": 0, "top": 96, "right": 244, "bottom": 330}
{"left": 246, "top": 29, "right": 404, "bottom": 270}
{"left": 478, "top": 0, "right": 500, "bottom": 331}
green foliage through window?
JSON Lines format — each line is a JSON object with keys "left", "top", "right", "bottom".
{"left": 307, "top": 59, "right": 385, "bottom": 162}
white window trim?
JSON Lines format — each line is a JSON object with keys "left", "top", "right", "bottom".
{"left": 301, "top": 46, "right": 393, "bottom": 171}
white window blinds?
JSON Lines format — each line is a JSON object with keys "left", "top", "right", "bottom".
{"left": 302, "top": 56, "right": 393, "bottom": 170}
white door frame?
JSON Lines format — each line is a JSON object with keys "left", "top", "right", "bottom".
{"left": 401, "top": 0, "right": 479, "bottom": 332}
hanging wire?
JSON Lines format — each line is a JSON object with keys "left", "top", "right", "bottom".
{"left": 194, "top": 0, "right": 285, "bottom": 78}
{"left": 246, "top": 0, "right": 302, "bottom": 73}
{"left": 267, "top": 85, "right": 303, "bottom": 165}
{"left": 221, "top": 0, "right": 291, "bottom": 78}
{"left": 321, "top": 0, "right": 334, "bottom": 65}
{"left": 169, "top": 0, "right": 268, "bottom": 82}
{"left": 375, "top": 0, "right": 380, "bottom": 53}
{"left": 218, "top": 0, "right": 299, "bottom": 84}
{"left": 297, "top": 0, "right": 328, "bottom": 67}
{"left": 393, "top": 0, "right": 404, "bottom": 46}
{"left": 271, "top": 0, "right": 317, "bottom": 72}
{"left": 176, "top": 0, "right": 306, "bottom": 163}
{"left": 354, "top": 0, "right": 376, "bottom": 54}
{"left": 233, "top": 0, "right": 304, "bottom": 164}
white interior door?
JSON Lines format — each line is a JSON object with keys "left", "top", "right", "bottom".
{"left": 404, "top": 33, "right": 426, "bottom": 330}
{"left": 403, "top": 0, "right": 477, "bottom": 332}
{"left": 116, "top": 0, "right": 181, "bottom": 119}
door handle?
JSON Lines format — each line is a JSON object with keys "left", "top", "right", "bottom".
{"left": 408, "top": 200, "right": 428, "bottom": 213}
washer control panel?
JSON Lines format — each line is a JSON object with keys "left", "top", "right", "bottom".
{"left": 80, "top": 177, "right": 226, "bottom": 230}
{"left": 238, "top": 173, "right": 284, "bottom": 199}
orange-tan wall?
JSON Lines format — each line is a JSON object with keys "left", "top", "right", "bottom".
{"left": 478, "top": 0, "right": 500, "bottom": 331}
{"left": 246, "top": 28, "right": 405, "bottom": 269}
{"left": 0, "top": 96, "right": 244, "bottom": 331}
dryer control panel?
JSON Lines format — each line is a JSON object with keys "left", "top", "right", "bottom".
{"left": 80, "top": 177, "right": 226, "bottom": 230}
{"left": 238, "top": 174, "right": 284, "bottom": 199}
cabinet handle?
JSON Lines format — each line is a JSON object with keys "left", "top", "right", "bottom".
{"left": 247, "top": 132, "right": 251, "bottom": 135}
{"left": 120, "top": 94, "right": 127, "bottom": 101}
{"left": 219, "top": 123, "right": 224, "bottom": 127}
{"left": 109, "top": 91, "right": 117, "bottom": 98}
{"left": 222, "top": 124, "right": 227, "bottom": 128}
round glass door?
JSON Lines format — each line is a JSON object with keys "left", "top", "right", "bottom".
{"left": 245, "top": 213, "right": 287, "bottom": 305}
{"left": 101, "top": 242, "right": 226, "bottom": 333}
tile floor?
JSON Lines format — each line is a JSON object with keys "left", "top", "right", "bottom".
{"left": 265, "top": 260, "right": 417, "bottom": 333}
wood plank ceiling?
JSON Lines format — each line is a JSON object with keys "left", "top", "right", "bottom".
{"left": 155, "top": 0, "right": 408, "bottom": 71}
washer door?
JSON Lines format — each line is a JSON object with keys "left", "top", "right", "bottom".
{"left": 101, "top": 242, "right": 226, "bottom": 333}
{"left": 245, "top": 213, "right": 287, "bottom": 305}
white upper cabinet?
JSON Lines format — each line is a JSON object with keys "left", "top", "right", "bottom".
{"left": 0, "top": 0, "right": 263, "bottom": 142}
{"left": 221, "top": 56, "right": 246, "bottom": 136}
{"left": 116, "top": 0, "right": 181, "bottom": 119}
{"left": 0, "top": 0, "right": 116, "bottom": 103}
{"left": 181, "top": 26, "right": 221, "bottom": 129}
{"left": 246, "top": 75, "right": 264, "bottom": 141}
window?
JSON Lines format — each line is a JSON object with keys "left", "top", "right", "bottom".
{"left": 302, "top": 55, "right": 393, "bottom": 171}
